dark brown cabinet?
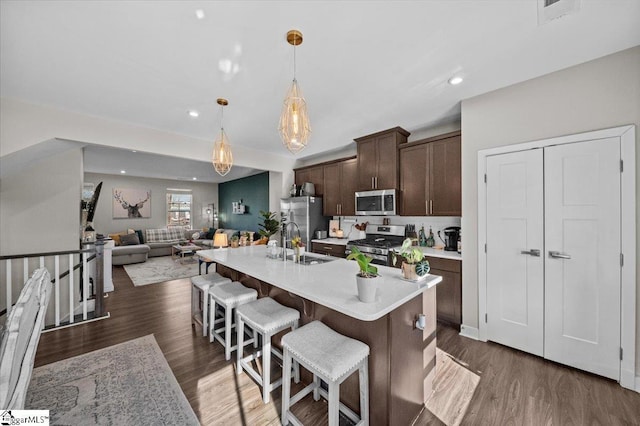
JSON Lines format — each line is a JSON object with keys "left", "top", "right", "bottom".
{"left": 294, "top": 164, "right": 324, "bottom": 196}
{"left": 311, "top": 242, "right": 346, "bottom": 258}
{"left": 427, "top": 256, "right": 462, "bottom": 328}
{"left": 323, "top": 157, "right": 358, "bottom": 216}
{"left": 399, "top": 131, "right": 461, "bottom": 216}
{"left": 355, "top": 127, "right": 409, "bottom": 191}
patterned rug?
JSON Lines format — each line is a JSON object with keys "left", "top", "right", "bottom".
{"left": 123, "top": 256, "right": 199, "bottom": 286}
{"left": 26, "top": 335, "right": 199, "bottom": 425}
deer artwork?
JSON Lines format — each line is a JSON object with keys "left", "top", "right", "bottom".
{"left": 113, "top": 190, "right": 151, "bottom": 218}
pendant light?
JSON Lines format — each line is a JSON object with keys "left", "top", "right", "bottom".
{"left": 279, "top": 29, "right": 311, "bottom": 154}
{"left": 212, "top": 98, "right": 233, "bottom": 176}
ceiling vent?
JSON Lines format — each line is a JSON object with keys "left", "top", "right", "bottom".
{"left": 538, "top": 0, "right": 581, "bottom": 25}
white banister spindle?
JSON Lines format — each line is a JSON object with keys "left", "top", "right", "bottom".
{"left": 23, "top": 258, "right": 28, "bottom": 284}
{"left": 6, "top": 261, "right": 11, "bottom": 316}
{"left": 54, "top": 255, "right": 60, "bottom": 327}
{"left": 68, "top": 254, "right": 74, "bottom": 324}
{"left": 82, "top": 251, "right": 88, "bottom": 320}
{"left": 39, "top": 256, "right": 44, "bottom": 268}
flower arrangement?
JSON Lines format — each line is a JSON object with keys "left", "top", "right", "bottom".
{"left": 291, "top": 236, "right": 305, "bottom": 248}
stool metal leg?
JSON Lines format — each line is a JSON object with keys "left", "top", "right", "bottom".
{"left": 281, "top": 347, "right": 292, "bottom": 426}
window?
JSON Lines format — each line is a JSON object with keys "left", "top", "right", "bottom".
{"left": 166, "top": 192, "right": 192, "bottom": 227}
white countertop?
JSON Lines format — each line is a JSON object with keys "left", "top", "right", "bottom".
{"left": 405, "top": 247, "right": 462, "bottom": 261}
{"left": 311, "top": 238, "right": 349, "bottom": 246}
{"left": 197, "top": 245, "right": 442, "bottom": 322}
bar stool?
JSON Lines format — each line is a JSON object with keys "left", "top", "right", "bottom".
{"left": 208, "top": 281, "right": 258, "bottom": 360}
{"left": 236, "top": 297, "right": 300, "bottom": 403}
{"left": 190, "top": 273, "right": 232, "bottom": 337}
{"left": 281, "top": 321, "right": 370, "bottom": 426}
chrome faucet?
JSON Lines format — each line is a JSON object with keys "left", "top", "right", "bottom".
{"left": 281, "top": 220, "right": 301, "bottom": 261}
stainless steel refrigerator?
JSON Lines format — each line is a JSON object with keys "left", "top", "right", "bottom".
{"left": 280, "top": 196, "right": 327, "bottom": 248}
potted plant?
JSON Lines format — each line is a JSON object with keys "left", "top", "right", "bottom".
{"left": 346, "top": 246, "right": 379, "bottom": 303}
{"left": 291, "top": 236, "right": 305, "bottom": 262}
{"left": 258, "top": 210, "right": 280, "bottom": 243}
{"left": 392, "top": 238, "right": 430, "bottom": 281}
{"left": 230, "top": 235, "right": 240, "bottom": 248}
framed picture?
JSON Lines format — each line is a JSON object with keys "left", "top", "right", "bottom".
{"left": 113, "top": 188, "right": 151, "bottom": 219}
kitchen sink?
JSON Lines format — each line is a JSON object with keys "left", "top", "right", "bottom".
{"left": 284, "top": 254, "right": 337, "bottom": 265}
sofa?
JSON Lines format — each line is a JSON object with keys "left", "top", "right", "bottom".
{"left": 109, "top": 227, "right": 240, "bottom": 265}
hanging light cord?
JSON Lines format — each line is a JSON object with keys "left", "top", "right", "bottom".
{"left": 293, "top": 35, "right": 297, "bottom": 82}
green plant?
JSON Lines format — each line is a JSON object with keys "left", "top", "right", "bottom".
{"left": 347, "top": 246, "right": 378, "bottom": 278}
{"left": 258, "top": 210, "right": 280, "bottom": 239}
{"left": 392, "top": 238, "right": 425, "bottom": 265}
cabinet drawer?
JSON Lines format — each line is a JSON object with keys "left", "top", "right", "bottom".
{"left": 312, "top": 242, "right": 346, "bottom": 258}
{"left": 425, "top": 256, "right": 461, "bottom": 273}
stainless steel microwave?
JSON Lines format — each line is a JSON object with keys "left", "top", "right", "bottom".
{"left": 355, "top": 189, "right": 397, "bottom": 216}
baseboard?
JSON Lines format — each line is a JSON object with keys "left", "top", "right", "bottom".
{"left": 635, "top": 375, "right": 640, "bottom": 393}
{"left": 459, "top": 324, "right": 479, "bottom": 340}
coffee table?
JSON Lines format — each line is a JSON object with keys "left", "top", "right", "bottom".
{"left": 172, "top": 243, "right": 203, "bottom": 263}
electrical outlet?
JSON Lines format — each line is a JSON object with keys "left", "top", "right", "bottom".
{"left": 342, "top": 217, "right": 357, "bottom": 223}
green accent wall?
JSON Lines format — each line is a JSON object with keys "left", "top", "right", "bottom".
{"left": 218, "top": 172, "right": 269, "bottom": 235}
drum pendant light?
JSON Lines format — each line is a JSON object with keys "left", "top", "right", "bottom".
{"left": 212, "top": 98, "right": 233, "bottom": 176}
{"left": 279, "top": 30, "right": 311, "bottom": 154}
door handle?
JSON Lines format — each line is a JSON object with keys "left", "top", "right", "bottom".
{"left": 371, "top": 177, "right": 374, "bottom": 189}
{"left": 375, "top": 176, "right": 378, "bottom": 189}
{"left": 425, "top": 200, "right": 429, "bottom": 215}
{"left": 429, "top": 200, "right": 433, "bottom": 215}
{"left": 521, "top": 249, "right": 540, "bottom": 257}
{"left": 549, "top": 251, "right": 571, "bottom": 259}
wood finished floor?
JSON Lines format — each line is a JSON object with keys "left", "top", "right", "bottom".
{"left": 34, "top": 266, "right": 640, "bottom": 425}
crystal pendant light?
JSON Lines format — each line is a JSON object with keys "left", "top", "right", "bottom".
{"left": 212, "top": 98, "right": 233, "bottom": 176}
{"left": 279, "top": 30, "right": 311, "bottom": 154}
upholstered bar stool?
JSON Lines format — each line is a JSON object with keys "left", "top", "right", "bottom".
{"left": 191, "top": 273, "right": 232, "bottom": 337}
{"left": 236, "top": 297, "right": 301, "bottom": 403}
{"left": 281, "top": 321, "right": 370, "bottom": 426}
{"left": 208, "top": 281, "right": 258, "bottom": 360}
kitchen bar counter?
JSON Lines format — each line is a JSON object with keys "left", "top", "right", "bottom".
{"left": 196, "top": 245, "right": 441, "bottom": 426}
{"left": 314, "top": 238, "right": 463, "bottom": 261}
{"left": 197, "top": 245, "right": 441, "bottom": 321}
{"left": 310, "top": 237, "right": 349, "bottom": 246}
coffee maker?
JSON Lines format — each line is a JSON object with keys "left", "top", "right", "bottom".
{"left": 443, "top": 226, "right": 461, "bottom": 252}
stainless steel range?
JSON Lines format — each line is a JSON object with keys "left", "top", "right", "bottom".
{"left": 346, "top": 224, "right": 406, "bottom": 265}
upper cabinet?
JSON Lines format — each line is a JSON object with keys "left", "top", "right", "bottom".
{"left": 294, "top": 164, "right": 324, "bottom": 196}
{"left": 355, "top": 127, "right": 409, "bottom": 191}
{"left": 323, "top": 157, "right": 358, "bottom": 216}
{"left": 399, "top": 131, "right": 461, "bottom": 216}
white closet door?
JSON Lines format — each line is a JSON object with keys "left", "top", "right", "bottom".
{"left": 486, "top": 149, "right": 544, "bottom": 356}
{"left": 544, "top": 139, "right": 621, "bottom": 380}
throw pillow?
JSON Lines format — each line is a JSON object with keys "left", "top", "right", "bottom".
{"left": 134, "top": 229, "right": 144, "bottom": 244}
{"left": 108, "top": 233, "right": 124, "bottom": 246}
{"left": 120, "top": 233, "right": 140, "bottom": 246}
{"left": 205, "top": 228, "right": 216, "bottom": 239}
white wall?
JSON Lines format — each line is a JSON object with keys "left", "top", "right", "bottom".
{"left": 461, "top": 46, "right": 640, "bottom": 370}
{"left": 84, "top": 172, "right": 218, "bottom": 234}
{"left": 0, "top": 148, "right": 83, "bottom": 255}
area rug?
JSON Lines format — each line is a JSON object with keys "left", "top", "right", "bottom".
{"left": 123, "top": 256, "right": 199, "bottom": 286}
{"left": 25, "top": 335, "right": 199, "bottom": 425}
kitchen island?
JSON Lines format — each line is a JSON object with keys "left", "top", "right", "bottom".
{"left": 197, "top": 245, "right": 442, "bottom": 425}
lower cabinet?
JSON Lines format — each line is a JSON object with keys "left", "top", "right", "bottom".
{"left": 311, "top": 242, "right": 346, "bottom": 258}
{"left": 427, "top": 256, "right": 462, "bottom": 328}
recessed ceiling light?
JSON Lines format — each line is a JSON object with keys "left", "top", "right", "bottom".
{"left": 192, "top": 177, "right": 197, "bottom": 181}
{"left": 188, "top": 110, "right": 199, "bottom": 118}
{"left": 195, "top": 9, "right": 205, "bottom": 20}
{"left": 131, "top": 150, "right": 137, "bottom": 153}
{"left": 120, "top": 170, "right": 126, "bottom": 174}
{"left": 448, "top": 76, "right": 463, "bottom": 85}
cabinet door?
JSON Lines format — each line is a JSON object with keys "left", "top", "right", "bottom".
{"left": 357, "top": 138, "right": 378, "bottom": 190}
{"left": 429, "top": 136, "right": 461, "bottom": 216}
{"left": 433, "top": 268, "right": 462, "bottom": 327}
{"left": 340, "top": 159, "right": 358, "bottom": 216}
{"left": 399, "top": 144, "right": 428, "bottom": 216}
{"left": 375, "top": 133, "right": 398, "bottom": 190}
{"left": 323, "top": 163, "right": 341, "bottom": 216}
{"left": 296, "top": 165, "right": 324, "bottom": 196}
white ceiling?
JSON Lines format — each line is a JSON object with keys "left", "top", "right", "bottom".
{"left": 1, "top": 1, "right": 639, "bottom": 180}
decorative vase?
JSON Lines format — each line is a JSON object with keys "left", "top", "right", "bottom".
{"left": 294, "top": 246, "right": 300, "bottom": 263}
{"left": 356, "top": 275, "right": 378, "bottom": 303}
{"left": 401, "top": 261, "right": 430, "bottom": 281}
